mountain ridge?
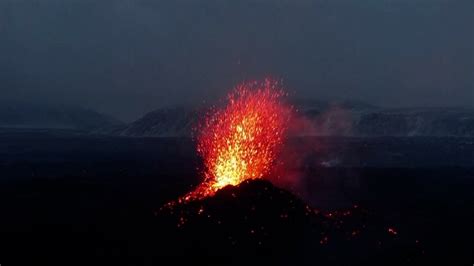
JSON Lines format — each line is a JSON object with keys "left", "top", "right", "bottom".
{"left": 116, "top": 103, "right": 474, "bottom": 137}
{"left": 0, "top": 101, "right": 123, "bottom": 132}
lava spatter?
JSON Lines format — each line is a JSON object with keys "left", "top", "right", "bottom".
{"left": 182, "top": 79, "right": 293, "bottom": 201}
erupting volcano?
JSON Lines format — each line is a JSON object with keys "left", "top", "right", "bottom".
{"left": 180, "top": 79, "right": 293, "bottom": 201}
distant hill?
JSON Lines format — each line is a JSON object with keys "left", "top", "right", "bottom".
{"left": 0, "top": 102, "right": 123, "bottom": 132}
{"left": 118, "top": 107, "right": 201, "bottom": 137}
{"left": 353, "top": 107, "right": 474, "bottom": 137}
{"left": 115, "top": 103, "right": 474, "bottom": 137}
{"left": 304, "top": 106, "right": 474, "bottom": 137}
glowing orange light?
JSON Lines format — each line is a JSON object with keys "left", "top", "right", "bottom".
{"left": 181, "top": 79, "right": 292, "bottom": 201}
{"left": 388, "top": 227, "right": 398, "bottom": 235}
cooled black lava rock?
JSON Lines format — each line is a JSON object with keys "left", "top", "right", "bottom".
{"left": 159, "top": 180, "right": 314, "bottom": 258}
{"left": 154, "top": 180, "right": 424, "bottom": 265}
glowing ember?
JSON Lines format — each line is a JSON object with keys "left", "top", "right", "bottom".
{"left": 181, "top": 79, "right": 292, "bottom": 201}
{"left": 388, "top": 227, "right": 398, "bottom": 235}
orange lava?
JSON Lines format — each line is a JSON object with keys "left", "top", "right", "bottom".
{"left": 181, "top": 79, "right": 293, "bottom": 201}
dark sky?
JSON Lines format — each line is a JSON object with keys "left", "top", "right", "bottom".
{"left": 1, "top": 0, "right": 473, "bottom": 121}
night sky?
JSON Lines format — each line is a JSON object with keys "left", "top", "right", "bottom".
{"left": 1, "top": 0, "right": 473, "bottom": 121}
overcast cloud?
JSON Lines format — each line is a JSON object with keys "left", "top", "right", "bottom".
{"left": 1, "top": 0, "right": 473, "bottom": 121}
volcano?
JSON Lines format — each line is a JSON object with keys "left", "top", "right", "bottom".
{"left": 155, "top": 80, "right": 424, "bottom": 264}
{"left": 157, "top": 179, "right": 424, "bottom": 265}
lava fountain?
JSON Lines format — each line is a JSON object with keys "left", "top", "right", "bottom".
{"left": 180, "top": 79, "right": 293, "bottom": 202}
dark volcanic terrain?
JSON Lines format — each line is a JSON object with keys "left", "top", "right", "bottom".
{"left": 0, "top": 132, "right": 472, "bottom": 265}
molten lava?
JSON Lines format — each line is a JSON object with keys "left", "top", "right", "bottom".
{"left": 182, "top": 79, "right": 293, "bottom": 201}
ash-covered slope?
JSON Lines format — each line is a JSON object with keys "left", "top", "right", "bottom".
{"left": 0, "top": 102, "right": 122, "bottom": 132}
{"left": 156, "top": 179, "right": 422, "bottom": 265}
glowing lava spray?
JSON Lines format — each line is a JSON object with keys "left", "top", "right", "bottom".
{"left": 180, "top": 79, "right": 293, "bottom": 202}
